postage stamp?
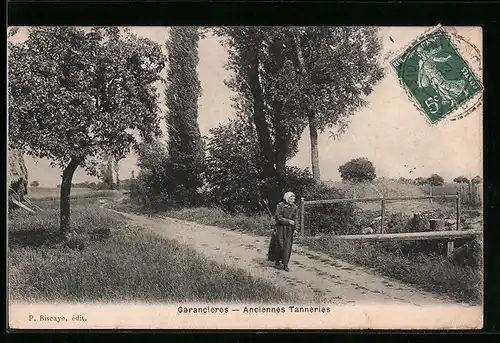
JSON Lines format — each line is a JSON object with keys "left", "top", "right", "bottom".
{"left": 390, "top": 26, "right": 483, "bottom": 124}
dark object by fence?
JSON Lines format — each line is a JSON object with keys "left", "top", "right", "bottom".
{"left": 429, "top": 219, "right": 445, "bottom": 231}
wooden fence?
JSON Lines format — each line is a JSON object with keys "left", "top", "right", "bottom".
{"left": 298, "top": 192, "right": 481, "bottom": 257}
{"left": 429, "top": 182, "right": 482, "bottom": 205}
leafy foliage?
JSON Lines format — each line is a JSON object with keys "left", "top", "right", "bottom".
{"left": 132, "top": 140, "right": 173, "bottom": 210}
{"left": 302, "top": 182, "right": 355, "bottom": 235}
{"left": 204, "top": 119, "right": 355, "bottom": 232}
{"left": 398, "top": 177, "right": 416, "bottom": 185}
{"left": 72, "top": 181, "right": 98, "bottom": 189}
{"left": 204, "top": 118, "right": 316, "bottom": 214}
{"left": 453, "top": 176, "right": 470, "bottom": 184}
{"left": 289, "top": 27, "right": 385, "bottom": 132}
{"left": 204, "top": 119, "right": 263, "bottom": 214}
{"left": 8, "top": 27, "right": 165, "bottom": 232}
{"left": 98, "top": 157, "right": 115, "bottom": 190}
{"left": 212, "top": 27, "right": 385, "bottom": 182}
{"left": 8, "top": 27, "right": 165, "bottom": 175}
{"left": 471, "top": 176, "right": 482, "bottom": 184}
{"left": 30, "top": 180, "right": 40, "bottom": 187}
{"left": 415, "top": 177, "right": 429, "bottom": 186}
{"left": 164, "top": 27, "right": 204, "bottom": 202}
{"left": 427, "top": 174, "right": 445, "bottom": 186}
{"left": 338, "top": 157, "right": 376, "bottom": 182}
{"left": 113, "top": 160, "right": 120, "bottom": 188}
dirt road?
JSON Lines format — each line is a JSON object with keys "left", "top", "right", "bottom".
{"left": 109, "top": 209, "right": 460, "bottom": 306}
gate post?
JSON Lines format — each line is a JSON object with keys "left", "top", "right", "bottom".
{"left": 300, "top": 197, "right": 305, "bottom": 236}
{"left": 381, "top": 199, "right": 386, "bottom": 234}
{"left": 447, "top": 239, "right": 455, "bottom": 258}
{"left": 448, "top": 192, "right": 461, "bottom": 258}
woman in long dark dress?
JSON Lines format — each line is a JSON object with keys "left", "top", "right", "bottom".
{"left": 268, "top": 192, "right": 298, "bottom": 272}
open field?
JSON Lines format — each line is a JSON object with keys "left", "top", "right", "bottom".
{"left": 8, "top": 195, "right": 293, "bottom": 303}
{"left": 326, "top": 179, "right": 458, "bottom": 215}
{"left": 27, "top": 187, "right": 123, "bottom": 201}
{"left": 327, "top": 179, "right": 426, "bottom": 198}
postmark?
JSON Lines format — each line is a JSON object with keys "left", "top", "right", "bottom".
{"left": 390, "top": 26, "right": 483, "bottom": 124}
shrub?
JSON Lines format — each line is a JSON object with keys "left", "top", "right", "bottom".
{"left": 427, "top": 174, "right": 445, "bottom": 186}
{"left": 205, "top": 133, "right": 356, "bottom": 235}
{"left": 131, "top": 171, "right": 179, "bottom": 212}
{"left": 398, "top": 177, "right": 415, "bottom": 185}
{"left": 301, "top": 182, "right": 355, "bottom": 236}
{"left": 338, "top": 157, "right": 376, "bottom": 183}
{"left": 132, "top": 140, "right": 204, "bottom": 209}
{"left": 204, "top": 120, "right": 320, "bottom": 216}
{"left": 415, "top": 177, "right": 428, "bottom": 186}
{"left": 385, "top": 212, "right": 413, "bottom": 233}
{"left": 471, "top": 176, "right": 482, "bottom": 184}
{"left": 204, "top": 120, "right": 264, "bottom": 214}
{"left": 302, "top": 237, "right": 481, "bottom": 303}
{"left": 453, "top": 176, "right": 470, "bottom": 184}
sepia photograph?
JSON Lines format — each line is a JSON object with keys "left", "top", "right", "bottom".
{"left": 7, "top": 25, "right": 483, "bottom": 330}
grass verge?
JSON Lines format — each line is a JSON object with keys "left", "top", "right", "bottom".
{"left": 8, "top": 198, "right": 294, "bottom": 303}
{"left": 110, "top": 200, "right": 481, "bottom": 304}
{"left": 300, "top": 237, "right": 481, "bottom": 304}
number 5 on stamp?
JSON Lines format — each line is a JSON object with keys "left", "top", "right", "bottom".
{"left": 390, "top": 26, "right": 483, "bottom": 124}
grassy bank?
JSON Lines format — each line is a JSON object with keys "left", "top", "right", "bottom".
{"left": 8, "top": 198, "right": 294, "bottom": 303}
{"left": 301, "top": 237, "right": 481, "bottom": 304}
{"left": 111, "top": 200, "right": 481, "bottom": 304}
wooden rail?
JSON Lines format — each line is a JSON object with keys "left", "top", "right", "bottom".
{"left": 298, "top": 229, "right": 481, "bottom": 242}
{"left": 303, "top": 194, "right": 458, "bottom": 206}
{"left": 298, "top": 192, "right": 465, "bottom": 256}
{"left": 299, "top": 193, "right": 460, "bottom": 236}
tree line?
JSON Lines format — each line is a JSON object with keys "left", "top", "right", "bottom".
{"left": 135, "top": 27, "right": 384, "bottom": 220}
{"left": 399, "top": 175, "right": 482, "bottom": 187}
{"left": 8, "top": 26, "right": 385, "bottom": 235}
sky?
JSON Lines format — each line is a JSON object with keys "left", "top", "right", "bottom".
{"left": 8, "top": 26, "right": 483, "bottom": 187}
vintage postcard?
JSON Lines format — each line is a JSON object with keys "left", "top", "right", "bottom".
{"left": 7, "top": 26, "right": 483, "bottom": 330}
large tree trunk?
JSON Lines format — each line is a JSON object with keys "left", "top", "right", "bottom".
{"left": 272, "top": 99, "right": 287, "bottom": 192}
{"left": 60, "top": 158, "right": 80, "bottom": 236}
{"left": 268, "top": 37, "right": 287, "bottom": 193}
{"left": 248, "top": 50, "right": 274, "bottom": 179}
{"left": 293, "top": 30, "right": 321, "bottom": 181}
{"left": 308, "top": 114, "right": 321, "bottom": 181}
{"left": 245, "top": 44, "right": 276, "bottom": 203}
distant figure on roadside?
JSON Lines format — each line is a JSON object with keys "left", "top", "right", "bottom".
{"left": 267, "top": 192, "right": 298, "bottom": 272}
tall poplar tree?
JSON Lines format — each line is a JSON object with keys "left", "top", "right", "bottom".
{"left": 164, "top": 27, "right": 204, "bottom": 201}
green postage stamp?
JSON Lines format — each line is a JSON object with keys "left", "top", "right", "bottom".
{"left": 391, "top": 26, "right": 483, "bottom": 124}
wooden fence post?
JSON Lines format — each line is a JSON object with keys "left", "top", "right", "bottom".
{"left": 381, "top": 199, "right": 386, "bottom": 234}
{"left": 300, "top": 197, "right": 305, "bottom": 237}
{"left": 446, "top": 240, "right": 454, "bottom": 258}
{"left": 447, "top": 192, "right": 461, "bottom": 258}
{"left": 429, "top": 185, "right": 433, "bottom": 203}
